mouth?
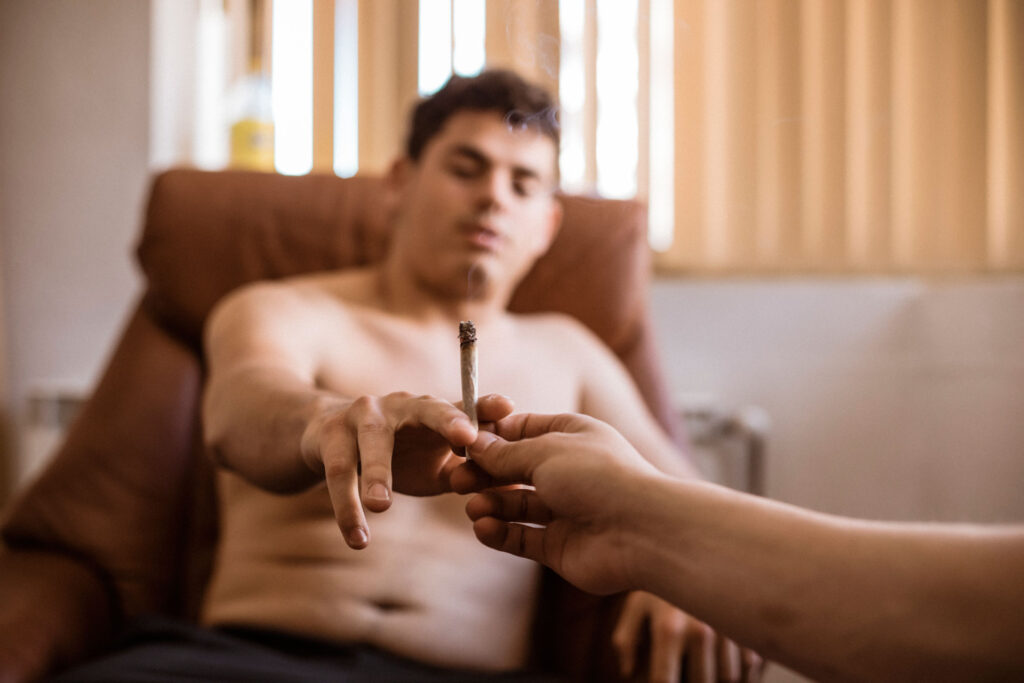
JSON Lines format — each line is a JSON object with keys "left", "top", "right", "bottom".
{"left": 460, "top": 223, "right": 504, "bottom": 251}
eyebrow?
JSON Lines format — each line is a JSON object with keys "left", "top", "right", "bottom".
{"left": 448, "top": 144, "right": 543, "bottom": 182}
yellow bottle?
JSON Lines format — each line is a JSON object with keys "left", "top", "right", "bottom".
{"left": 229, "top": 1, "right": 273, "bottom": 171}
{"left": 229, "top": 62, "right": 274, "bottom": 171}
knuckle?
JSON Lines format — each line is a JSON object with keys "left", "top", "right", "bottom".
{"left": 350, "top": 395, "right": 375, "bottom": 411}
{"left": 655, "top": 617, "right": 686, "bottom": 641}
{"left": 689, "top": 621, "right": 714, "bottom": 644}
{"left": 610, "top": 629, "right": 631, "bottom": 653}
{"left": 323, "top": 460, "right": 352, "bottom": 481}
{"left": 317, "top": 419, "right": 348, "bottom": 444}
{"left": 356, "top": 419, "right": 388, "bottom": 436}
{"left": 347, "top": 396, "right": 378, "bottom": 422}
{"left": 744, "top": 650, "right": 765, "bottom": 675}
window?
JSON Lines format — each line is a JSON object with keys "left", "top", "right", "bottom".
{"left": 152, "top": 0, "right": 1024, "bottom": 272}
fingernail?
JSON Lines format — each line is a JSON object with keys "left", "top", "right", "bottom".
{"left": 475, "top": 431, "right": 497, "bottom": 446}
{"left": 366, "top": 483, "right": 390, "bottom": 502}
{"left": 349, "top": 527, "right": 368, "bottom": 547}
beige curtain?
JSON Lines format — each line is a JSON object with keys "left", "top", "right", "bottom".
{"left": 310, "top": 0, "right": 1022, "bottom": 272}
{"left": 665, "top": 0, "right": 1024, "bottom": 273}
{"left": 314, "top": 0, "right": 558, "bottom": 176}
{"left": 310, "top": 0, "right": 419, "bottom": 176}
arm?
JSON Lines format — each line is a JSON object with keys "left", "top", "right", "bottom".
{"left": 202, "top": 282, "right": 503, "bottom": 548}
{"left": 567, "top": 322, "right": 759, "bottom": 680}
{"left": 631, "top": 480, "right": 1024, "bottom": 682}
{"left": 460, "top": 413, "right": 1024, "bottom": 683}
{"left": 566, "top": 319, "right": 698, "bottom": 479}
{"left": 202, "top": 284, "right": 343, "bottom": 491}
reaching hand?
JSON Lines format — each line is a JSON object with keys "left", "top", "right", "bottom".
{"left": 456, "top": 412, "right": 662, "bottom": 595}
{"left": 457, "top": 414, "right": 767, "bottom": 681}
{"left": 300, "top": 392, "right": 514, "bottom": 549}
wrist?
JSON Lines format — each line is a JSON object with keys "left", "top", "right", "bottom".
{"left": 615, "top": 469, "right": 684, "bottom": 594}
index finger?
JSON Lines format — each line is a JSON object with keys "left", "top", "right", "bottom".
{"left": 384, "top": 393, "right": 478, "bottom": 445}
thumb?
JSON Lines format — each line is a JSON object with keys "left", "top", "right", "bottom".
{"left": 467, "top": 430, "right": 539, "bottom": 484}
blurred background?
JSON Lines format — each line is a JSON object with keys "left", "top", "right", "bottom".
{"left": 0, "top": 2, "right": 1022, "bottom": 679}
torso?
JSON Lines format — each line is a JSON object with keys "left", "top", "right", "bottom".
{"left": 200, "top": 269, "right": 586, "bottom": 671}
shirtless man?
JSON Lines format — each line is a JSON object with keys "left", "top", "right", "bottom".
{"left": 200, "top": 70, "right": 760, "bottom": 681}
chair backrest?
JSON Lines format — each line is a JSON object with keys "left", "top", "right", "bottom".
{"left": 1, "top": 169, "right": 682, "bottom": 678}
{"left": 138, "top": 169, "right": 681, "bottom": 436}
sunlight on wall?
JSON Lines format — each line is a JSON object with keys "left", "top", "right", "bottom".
{"left": 272, "top": 0, "right": 313, "bottom": 176}
{"left": 453, "top": 0, "right": 486, "bottom": 77}
{"left": 558, "top": 0, "right": 586, "bottom": 193}
{"left": 595, "top": 0, "right": 638, "bottom": 200}
{"left": 419, "top": 0, "right": 453, "bottom": 95}
{"left": 194, "top": 0, "right": 228, "bottom": 169}
{"left": 334, "top": 0, "right": 358, "bottom": 178}
{"left": 648, "top": 0, "right": 675, "bottom": 252}
{"left": 419, "top": 0, "right": 486, "bottom": 95}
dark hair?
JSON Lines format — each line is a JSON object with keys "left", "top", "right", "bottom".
{"left": 405, "top": 69, "right": 560, "bottom": 161}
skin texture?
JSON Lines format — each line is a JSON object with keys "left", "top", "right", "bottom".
{"left": 202, "top": 110, "right": 759, "bottom": 678}
{"left": 455, "top": 412, "right": 1024, "bottom": 683}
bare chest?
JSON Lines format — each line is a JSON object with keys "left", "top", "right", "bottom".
{"left": 315, "top": 318, "right": 580, "bottom": 414}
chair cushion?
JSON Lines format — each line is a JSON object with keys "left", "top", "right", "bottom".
{"left": 137, "top": 170, "right": 651, "bottom": 355}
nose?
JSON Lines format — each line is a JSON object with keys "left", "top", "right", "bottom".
{"left": 474, "top": 168, "right": 511, "bottom": 212}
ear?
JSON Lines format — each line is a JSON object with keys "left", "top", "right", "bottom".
{"left": 386, "top": 157, "right": 411, "bottom": 192}
{"left": 384, "top": 158, "right": 415, "bottom": 225}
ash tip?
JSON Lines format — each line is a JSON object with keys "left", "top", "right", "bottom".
{"left": 459, "top": 320, "right": 477, "bottom": 345}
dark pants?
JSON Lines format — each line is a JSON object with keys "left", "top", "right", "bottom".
{"left": 49, "top": 616, "right": 564, "bottom": 682}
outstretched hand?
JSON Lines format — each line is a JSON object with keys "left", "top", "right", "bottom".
{"left": 452, "top": 412, "right": 662, "bottom": 595}
{"left": 454, "top": 413, "right": 766, "bottom": 682}
{"left": 301, "top": 392, "right": 514, "bottom": 549}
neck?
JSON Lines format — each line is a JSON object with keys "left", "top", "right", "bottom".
{"left": 374, "top": 256, "right": 509, "bottom": 329}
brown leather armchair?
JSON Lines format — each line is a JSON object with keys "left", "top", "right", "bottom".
{"left": 0, "top": 169, "right": 684, "bottom": 682}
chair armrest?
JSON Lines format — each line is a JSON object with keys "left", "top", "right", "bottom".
{"left": 0, "top": 548, "right": 115, "bottom": 683}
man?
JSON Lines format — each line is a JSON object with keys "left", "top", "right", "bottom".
{"left": 197, "top": 69, "right": 758, "bottom": 681}
{"left": 456, "top": 411, "right": 1024, "bottom": 682}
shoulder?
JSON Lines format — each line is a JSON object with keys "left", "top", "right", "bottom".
{"left": 205, "top": 270, "right": 374, "bottom": 347}
{"left": 211, "top": 270, "right": 373, "bottom": 325}
{"left": 511, "top": 312, "right": 610, "bottom": 358}
{"left": 209, "top": 277, "right": 323, "bottom": 330}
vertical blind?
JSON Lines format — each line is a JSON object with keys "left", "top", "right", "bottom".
{"left": 667, "top": 0, "right": 1024, "bottom": 272}
{"left": 171, "top": 0, "right": 1024, "bottom": 273}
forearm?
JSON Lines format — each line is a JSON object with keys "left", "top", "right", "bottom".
{"left": 643, "top": 439, "right": 702, "bottom": 479}
{"left": 623, "top": 476, "right": 1024, "bottom": 682}
{"left": 203, "top": 366, "right": 347, "bottom": 492}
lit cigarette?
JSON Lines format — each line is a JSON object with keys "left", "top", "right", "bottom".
{"left": 459, "top": 320, "right": 478, "bottom": 458}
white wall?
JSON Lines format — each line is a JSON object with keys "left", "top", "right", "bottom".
{"left": 0, "top": 0, "right": 150, "bottom": 492}
{"left": 652, "top": 277, "right": 1024, "bottom": 524}
{"left": 652, "top": 277, "right": 1024, "bottom": 683}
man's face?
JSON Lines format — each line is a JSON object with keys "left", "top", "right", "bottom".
{"left": 390, "top": 109, "right": 561, "bottom": 301}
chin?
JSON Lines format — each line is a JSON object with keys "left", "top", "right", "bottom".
{"left": 465, "top": 263, "right": 494, "bottom": 299}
